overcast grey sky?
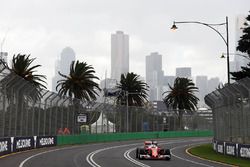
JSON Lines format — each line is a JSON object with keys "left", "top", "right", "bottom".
{"left": 0, "top": 0, "right": 249, "bottom": 90}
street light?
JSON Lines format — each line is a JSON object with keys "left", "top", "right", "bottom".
{"left": 171, "top": 17, "right": 230, "bottom": 84}
{"left": 221, "top": 53, "right": 250, "bottom": 60}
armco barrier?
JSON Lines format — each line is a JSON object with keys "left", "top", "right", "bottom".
{"left": 57, "top": 130, "right": 213, "bottom": 145}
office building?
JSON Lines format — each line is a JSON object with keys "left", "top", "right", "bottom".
{"left": 146, "top": 52, "right": 164, "bottom": 101}
{"left": 111, "top": 31, "right": 129, "bottom": 82}
{"left": 0, "top": 52, "right": 7, "bottom": 63}
{"left": 52, "top": 47, "right": 76, "bottom": 92}
{"left": 196, "top": 76, "right": 208, "bottom": 107}
{"left": 207, "top": 77, "right": 220, "bottom": 93}
{"left": 176, "top": 67, "right": 192, "bottom": 78}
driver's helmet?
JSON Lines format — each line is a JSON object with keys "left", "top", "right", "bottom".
{"left": 152, "top": 141, "right": 158, "bottom": 146}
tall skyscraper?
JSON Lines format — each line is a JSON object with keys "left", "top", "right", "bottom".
{"left": 111, "top": 31, "right": 129, "bottom": 82}
{"left": 196, "top": 76, "right": 208, "bottom": 107}
{"left": 52, "top": 47, "right": 76, "bottom": 92}
{"left": 146, "top": 52, "right": 164, "bottom": 101}
{"left": 163, "top": 75, "right": 176, "bottom": 92}
{"left": 176, "top": 67, "right": 192, "bottom": 78}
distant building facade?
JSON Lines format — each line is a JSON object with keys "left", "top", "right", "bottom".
{"left": 111, "top": 31, "right": 129, "bottom": 82}
{"left": 207, "top": 77, "right": 220, "bottom": 93}
{"left": 146, "top": 52, "right": 164, "bottom": 101}
{"left": 176, "top": 67, "right": 192, "bottom": 78}
{"left": 196, "top": 76, "right": 208, "bottom": 107}
{"left": 162, "top": 75, "right": 176, "bottom": 93}
{"left": 52, "top": 47, "right": 76, "bottom": 92}
{"left": 0, "top": 52, "right": 7, "bottom": 63}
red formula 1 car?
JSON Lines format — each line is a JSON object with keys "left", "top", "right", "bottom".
{"left": 136, "top": 140, "right": 171, "bottom": 160}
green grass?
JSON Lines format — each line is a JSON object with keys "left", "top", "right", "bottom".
{"left": 188, "top": 144, "right": 250, "bottom": 167}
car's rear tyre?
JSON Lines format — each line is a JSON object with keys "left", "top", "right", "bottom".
{"left": 136, "top": 148, "right": 139, "bottom": 158}
{"left": 138, "top": 148, "right": 144, "bottom": 160}
{"left": 164, "top": 149, "right": 171, "bottom": 160}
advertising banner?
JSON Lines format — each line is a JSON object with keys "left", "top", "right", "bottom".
{"left": 238, "top": 143, "right": 250, "bottom": 159}
{"left": 13, "top": 136, "right": 35, "bottom": 152}
{"left": 225, "top": 142, "right": 237, "bottom": 156}
{"left": 216, "top": 141, "right": 224, "bottom": 154}
{"left": 0, "top": 138, "right": 11, "bottom": 156}
{"left": 36, "top": 136, "right": 57, "bottom": 148}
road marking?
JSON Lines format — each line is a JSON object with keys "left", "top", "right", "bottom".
{"left": 123, "top": 139, "right": 211, "bottom": 167}
{"left": 86, "top": 143, "right": 141, "bottom": 167}
{"left": 171, "top": 142, "right": 215, "bottom": 167}
{"left": 19, "top": 146, "right": 80, "bottom": 167}
{"left": 124, "top": 148, "right": 150, "bottom": 167}
{"left": 185, "top": 146, "right": 238, "bottom": 167}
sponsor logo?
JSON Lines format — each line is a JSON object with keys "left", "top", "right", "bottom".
{"left": 0, "top": 141, "right": 8, "bottom": 152}
{"left": 39, "top": 138, "right": 54, "bottom": 146}
{"left": 226, "top": 145, "right": 235, "bottom": 156}
{"left": 240, "top": 147, "right": 250, "bottom": 158}
{"left": 217, "top": 144, "right": 224, "bottom": 153}
{"left": 16, "top": 139, "right": 31, "bottom": 149}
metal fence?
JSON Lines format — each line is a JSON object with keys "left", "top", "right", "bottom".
{"left": 0, "top": 61, "right": 212, "bottom": 137}
{"left": 205, "top": 77, "right": 250, "bottom": 144}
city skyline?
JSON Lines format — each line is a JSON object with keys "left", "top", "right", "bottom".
{"left": 0, "top": 0, "right": 249, "bottom": 90}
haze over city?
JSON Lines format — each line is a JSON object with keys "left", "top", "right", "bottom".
{"left": 0, "top": 0, "right": 250, "bottom": 90}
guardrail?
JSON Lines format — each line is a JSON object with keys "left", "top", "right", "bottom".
{"left": 57, "top": 130, "right": 213, "bottom": 145}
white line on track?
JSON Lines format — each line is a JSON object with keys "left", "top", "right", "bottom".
{"left": 86, "top": 143, "right": 142, "bottom": 167}
{"left": 123, "top": 139, "right": 213, "bottom": 167}
{"left": 123, "top": 148, "right": 150, "bottom": 167}
{"left": 87, "top": 138, "right": 210, "bottom": 167}
{"left": 19, "top": 145, "right": 80, "bottom": 167}
{"left": 170, "top": 142, "right": 215, "bottom": 167}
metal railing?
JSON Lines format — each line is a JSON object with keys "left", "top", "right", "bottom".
{"left": 205, "top": 77, "right": 250, "bottom": 144}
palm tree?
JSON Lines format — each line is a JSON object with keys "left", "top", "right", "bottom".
{"left": 10, "top": 54, "right": 47, "bottom": 102}
{"left": 8, "top": 54, "right": 47, "bottom": 136}
{"left": 163, "top": 77, "right": 199, "bottom": 130}
{"left": 116, "top": 72, "right": 149, "bottom": 107}
{"left": 11, "top": 54, "right": 47, "bottom": 89}
{"left": 56, "top": 60, "right": 101, "bottom": 101}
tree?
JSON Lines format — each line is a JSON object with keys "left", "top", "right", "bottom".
{"left": 9, "top": 54, "right": 47, "bottom": 136}
{"left": 11, "top": 54, "right": 47, "bottom": 102}
{"left": 231, "top": 11, "right": 250, "bottom": 80}
{"left": 116, "top": 72, "right": 149, "bottom": 107}
{"left": 56, "top": 60, "right": 101, "bottom": 101}
{"left": 11, "top": 54, "right": 47, "bottom": 89}
{"left": 236, "top": 11, "right": 250, "bottom": 56}
{"left": 163, "top": 77, "right": 199, "bottom": 130}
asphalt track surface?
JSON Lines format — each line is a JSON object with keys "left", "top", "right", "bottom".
{"left": 0, "top": 137, "right": 232, "bottom": 167}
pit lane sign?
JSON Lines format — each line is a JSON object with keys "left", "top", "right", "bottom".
{"left": 77, "top": 114, "right": 87, "bottom": 123}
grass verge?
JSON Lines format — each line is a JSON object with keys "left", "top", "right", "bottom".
{"left": 188, "top": 144, "right": 250, "bottom": 167}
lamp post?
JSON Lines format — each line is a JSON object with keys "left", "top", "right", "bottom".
{"left": 221, "top": 53, "right": 250, "bottom": 60}
{"left": 171, "top": 17, "right": 230, "bottom": 84}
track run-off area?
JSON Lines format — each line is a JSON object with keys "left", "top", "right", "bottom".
{"left": 0, "top": 137, "right": 231, "bottom": 167}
